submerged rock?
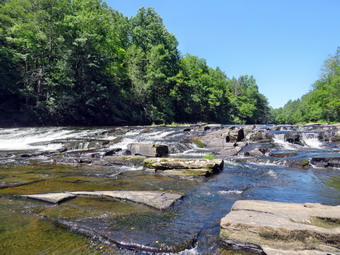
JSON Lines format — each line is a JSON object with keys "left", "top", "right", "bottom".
{"left": 220, "top": 200, "right": 340, "bottom": 254}
{"left": 22, "top": 193, "right": 75, "bottom": 204}
{"left": 269, "top": 151, "right": 298, "bottom": 158}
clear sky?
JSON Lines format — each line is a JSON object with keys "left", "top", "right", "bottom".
{"left": 106, "top": 0, "right": 340, "bottom": 108}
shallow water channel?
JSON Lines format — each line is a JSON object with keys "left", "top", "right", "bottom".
{"left": 0, "top": 126, "right": 339, "bottom": 254}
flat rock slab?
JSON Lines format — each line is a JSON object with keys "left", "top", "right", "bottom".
{"left": 22, "top": 193, "right": 75, "bottom": 204}
{"left": 70, "top": 191, "right": 182, "bottom": 210}
{"left": 144, "top": 158, "right": 224, "bottom": 171}
{"left": 220, "top": 200, "right": 340, "bottom": 254}
{"left": 262, "top": 246, "right": 329, "bottom": 255}
{"left": 21, "top": 191, "right": 182, "bottom": 210}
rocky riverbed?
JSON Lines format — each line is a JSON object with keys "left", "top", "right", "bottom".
{"left": 0, "top": 124, "right": 339, "bottom": 254}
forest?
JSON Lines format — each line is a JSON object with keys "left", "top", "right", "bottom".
{"left": 0, "top": 0, "right": 338, "bottom": 126}
{"left": 272, "top": 47, "right": 340, "bottom": 124}
{"left": 0, "top": 0, "right": 270, "bottom": 126}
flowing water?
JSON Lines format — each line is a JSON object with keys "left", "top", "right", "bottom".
{"left": 0, "top": 126, "right": 339, "bottom": 254}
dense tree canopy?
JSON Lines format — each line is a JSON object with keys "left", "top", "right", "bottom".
{"left": 273, "top": 48, "right": 340, "bottom": 124}
{"left": 0, "top": 0, "right": 270, "bottom": 126}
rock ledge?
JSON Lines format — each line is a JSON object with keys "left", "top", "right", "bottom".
{"left": 220, "top": 200, "right": 340, "bottom": 254}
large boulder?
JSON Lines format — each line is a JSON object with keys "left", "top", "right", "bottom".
{"left": 127, "top": 143, "right": 169, "bottom": 157}
{"left": 249, "top": 130, "right": 273, "bottom": 143}
{"left": 284, "top": 132, "right": 303, "bottom": 145}
{"left": 244, "top": 147, "right": 266, "bottom": 157}
{"left": 218, "top": 142, "right": 247, "bottom": 156}
{"left": 310, "top": 156, "right": 340, "bottom": 168}
{"left": 144, "top": 158, "right": 224, "bottom": 178}
{"left": 220, "top": 200, "right": 340, "bottom": 254}
{"left": 225, "top": 128, "right": 245, "bottom": 143}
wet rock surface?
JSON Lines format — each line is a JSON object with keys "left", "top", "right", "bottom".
{"left": 311, "top": 156, "right": 340, "bottom": 169}
{"left": 21, "top": 191, "right": 182, "bottom": 210}
{"left": 70, "top": 190, "right": 182, "bottom": 210}
{"left": 220, "top": 200, "right": 340, "bottom": 254}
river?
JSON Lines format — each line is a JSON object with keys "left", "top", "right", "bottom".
{"left": 0, "top": 125, "right": 339, "bottom": 254}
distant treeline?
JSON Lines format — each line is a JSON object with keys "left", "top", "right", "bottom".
{"left": 0, "top": 0, "right": 270, "bottom": 126}
{"left": 271, "top": 48, "right": 340, "bottom": 124}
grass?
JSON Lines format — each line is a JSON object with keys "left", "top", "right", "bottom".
{"left": 203, "top": 154, "right": 215, "bottom": 160}
{"left": 143, "top": 160, "right": 153, "bottom": 168}
{"left": 190, "top": 138, "right": 205, "bottom": 148}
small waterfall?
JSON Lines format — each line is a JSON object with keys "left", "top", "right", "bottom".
{"left": 109, "top": 128, "right": 179, "bottom": 149}
{"left": 0, "top": 127, "right": 109, "bottom": 151}
{"left": 301, "top": 133, "right": 322, "bottom": 149}
{"left": 273, "top": 133, "right": 296, "bottom": 150}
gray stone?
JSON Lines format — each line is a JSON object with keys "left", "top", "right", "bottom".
{"left": 310, "top": 156, "right": 340, "bottom": 169}
{"left": 22, "top": 193, "right": 75, "bottom": 204}
{"left": 70, "top": 191, "right": 182, "bottom": 210}
{"left": 262, "top": 246, "right": 332, "bottom": 255}
{"left": 249, "top": 130, "right": 273, "bottom": 143}
{"left": 127, "top": 143, "right": 169, "bottom": 157}
{"left": 244, "top": 148, "right": 266, "bottom": 157}
{"left": 218, "top": 142, "right": 248, "bottom": 156}
{"left": 226, "top": 128, "right": 245, "bottom": 143}
{"left": 220, "top": 200, "right": 340, "bottom": 254}
{"left": 144, "top": 158, "right": 223, "bottom": 171}
{"left": 144, "top": 158, "right": 224, "bottom": 178}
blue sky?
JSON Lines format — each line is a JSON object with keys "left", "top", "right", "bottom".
{"left": 107, "top": 0, "right": 340, "bottom": 108}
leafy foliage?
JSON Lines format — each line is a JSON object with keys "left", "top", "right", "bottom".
{"left": 0, "top": 0, "right": 270, "bottom": 126}
{"left": 273, "top": 48, "right": 340, "bottom": 124}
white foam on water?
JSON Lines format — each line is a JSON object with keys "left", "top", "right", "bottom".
{"left": 0, "top": 128, "right": 71, "bottom": 151}
{"left": 0, "top": 127, "right": 110, "bottom": 151}
{"left": 120, "top": 165, "right": 144, "bottom": 171}
{"left": 176, "top": 246, "right": 199, "bottom": 255}
{"left": 253, "top": 161, "right": 278, "bottom": 167}
{"left": 109, "top": 129, "right": 177, "bottom": 149}
{"left": 143, "top": 130, "right": 176, "bottom": 140}
{"left": 273, "top": 133, "right": 296, "bottom": 150}
{"left": 109, "top": 129, "right": 142, "bottom": 149}
{"left": 218, "top": 190, "right": 243, "bottom": 195}
{"left": 301, "top": 133, "right": 322, "bottom": 149}
{"left": 267, "top": 169, "right": 278, "bottom": 178}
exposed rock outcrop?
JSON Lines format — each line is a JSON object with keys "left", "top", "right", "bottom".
{"left": 144, "top": 158, "right": 224, "bottom": 178}
{"left": 22, "top": 191, "right": 182, "bottom": 210}
{"left": 220, "top": 200, "right": 340, "bottom": 254}
{"left": 310, "top": 156, "right": 340, "bottom": 169}
{"left": 127, "top": 143, "right": 169, "bottom": 157}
